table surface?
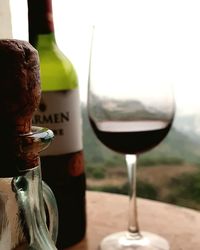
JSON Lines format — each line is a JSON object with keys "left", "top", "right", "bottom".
{"left": 66, "top": 191, "right": 200, "bottom": 250}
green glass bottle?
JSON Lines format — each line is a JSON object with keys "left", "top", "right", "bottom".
{"left": 27, "top": 0, "right": 86, "bottom": 249}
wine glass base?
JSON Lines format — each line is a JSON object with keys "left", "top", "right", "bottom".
{"left": 99, "top": 231, "right": 170, "bottom": 250}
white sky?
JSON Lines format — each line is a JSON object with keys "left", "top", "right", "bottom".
{"left": 9, "top": 0, "right": 200, "bottom": 116}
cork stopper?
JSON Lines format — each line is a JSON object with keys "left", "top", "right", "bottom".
{"left": 0, "top": 39, "right": 41, "bottom": 134}
{"left": 0, "top": 39, "right": 42, "bottom": 176}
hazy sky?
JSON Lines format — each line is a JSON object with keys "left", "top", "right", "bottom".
{"left": 10, "top": 0, "right": 200, "bottom": 116}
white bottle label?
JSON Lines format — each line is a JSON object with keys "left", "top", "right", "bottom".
{"left": 33, "top": 89, "right": 83, "bottom": 156}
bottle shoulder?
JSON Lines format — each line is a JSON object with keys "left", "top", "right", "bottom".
{"left": 38, "top": 45, "right": 78, "bottom": 91}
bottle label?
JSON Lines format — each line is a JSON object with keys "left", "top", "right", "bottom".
{"left": 32, "top": 89, "right": 83, "bottom": 156}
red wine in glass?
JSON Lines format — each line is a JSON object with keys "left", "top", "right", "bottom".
{"left": 89, "top": 118, "right": 172, "bottom": 154}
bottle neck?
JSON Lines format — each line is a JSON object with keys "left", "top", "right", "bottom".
{"left": 28, "top": 0, "right": 56, "bottom": 47}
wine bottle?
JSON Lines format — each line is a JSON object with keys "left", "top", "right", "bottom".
{"left": 27, "top": 0, "right": 86, "bottom": 249}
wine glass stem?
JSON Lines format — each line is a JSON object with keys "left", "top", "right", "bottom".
{"left": 125, "top": 154, "right": 140, "bottom": 234}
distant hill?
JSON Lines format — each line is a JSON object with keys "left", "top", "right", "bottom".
{"left": 174, "top": 114, "right": 200, "bottom": 144}
{"left": 82, "top": 105, "right": 200, "bottom": 168}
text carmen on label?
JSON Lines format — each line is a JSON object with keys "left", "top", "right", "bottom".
{"left": 33, "top": 112, "right": 70, "bottom": 124}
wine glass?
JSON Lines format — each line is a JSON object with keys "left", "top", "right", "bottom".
{"left": 87, "top": 25, "right": 175, "bottom": 250}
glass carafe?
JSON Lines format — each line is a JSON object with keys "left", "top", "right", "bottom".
{"left": 0, "top": 126, "right": 58, "bottom": 250}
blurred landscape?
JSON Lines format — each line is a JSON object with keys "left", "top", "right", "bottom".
{"left": 82, "top": 105, "right": 200, "bottom": 210}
